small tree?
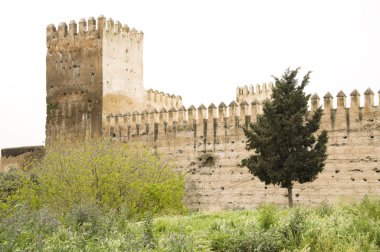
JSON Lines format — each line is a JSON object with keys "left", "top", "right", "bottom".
{"left": 242, "top": 68, "right": 328, "bottom": 207}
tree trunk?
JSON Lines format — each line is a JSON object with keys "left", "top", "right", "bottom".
{"left": 287, "top": 185, "right": 293, "bottom": 208}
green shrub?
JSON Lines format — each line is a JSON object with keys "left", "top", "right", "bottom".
{"left": 279, "top": 207, "right": 307, "bottom": 249}
{"left": 142, "top": 212, "right": 156, "bottom": 249}
{"left": 161, "top": 233, "right": 195, "bottom": 252}
{"left": 0, "top": 206, "right": 58, "bottom": 251}
{"left": 256, "top": 204, "right": 279, "bottom": 230}
{"left": 22, "top": 139, "right": 186, "bottom": 219}
{"left": 0, "top": 168, "right": 29, "bottom": 215}
{"left": 210, "top": 229, "right": 282, "bottom": 252}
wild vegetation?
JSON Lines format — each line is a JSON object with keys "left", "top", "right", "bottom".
{"left": 0, "top": 196, "right": 379, "bottom": 251}
{"left": 0, "top": 139, "right": 186, "bottom": 220}
{"left": 0, "top": 139, "right": 379, "bottom": 251}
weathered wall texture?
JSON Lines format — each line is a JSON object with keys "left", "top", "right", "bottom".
{"left": 106, "top": 88, "right": 380, "bottom": 211}
{"left": 46, "top": 17, "right": 105, "bottom": 143}
{"left": 102, "top": 19, "right": 145, "bottom": 117}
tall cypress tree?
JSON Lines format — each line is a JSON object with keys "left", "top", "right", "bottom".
{"left": 242, "top": 68, "right": 328, "bottom": 207}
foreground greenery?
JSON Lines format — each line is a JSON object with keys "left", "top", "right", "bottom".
{"left": 0, "top": 140, "right": 379, "bottom": 250}
{"left": 0, "top": 198, "right": 379, "bottom": 251}
{"left": 0, "top": 139, "right": 186, "bottom": 219}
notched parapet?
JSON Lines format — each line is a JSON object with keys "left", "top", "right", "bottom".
{"left": 146, "top": 89, "right": 183, "bottom": 110}
{"left": 317, "top": 88, "right": 380, "bottom": 130}
{"left": 236, "top": 82, "right": 274, "bottom": 104}
{"left": 47, "top": 16, "right": 100, "bottom": 42}
{"left": 106, "top": 87, "right": 380, "bottom": 138}
{"left": 46, "top": 16, "right": 142, "bottom": 44}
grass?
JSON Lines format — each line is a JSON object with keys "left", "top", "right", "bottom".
{"left": 0, "top": 197, "right": 379, "bottom": 251}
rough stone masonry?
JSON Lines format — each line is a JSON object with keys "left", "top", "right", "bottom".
{"left": 1, "top": 16, "right": 379, "bottom": 211}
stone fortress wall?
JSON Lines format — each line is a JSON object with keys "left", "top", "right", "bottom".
{"left": 105, "top": 86, "right": 380, "bottom": 211}
{"left": 2, "top": 16, "right": 379, "bottom": 210}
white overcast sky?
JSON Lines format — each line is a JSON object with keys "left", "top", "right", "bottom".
{"left": 0, "top": 0, "right": 379, "bottom": 150}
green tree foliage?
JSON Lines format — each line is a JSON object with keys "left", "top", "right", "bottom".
{"left": 19, "top": 139, "right": 186, "bottom": 219}
{"left": 242, "top": 68, "right": 328, "bottom": 207}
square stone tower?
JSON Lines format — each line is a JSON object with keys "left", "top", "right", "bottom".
{"left": 45, "top": 16, "right": 145, "bottom": 144}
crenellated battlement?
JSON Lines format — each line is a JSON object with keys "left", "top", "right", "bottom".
{"left": 46, "top": 16, "right": 143, "bottom": 43}
{"left": 104, "top": 88, "right": 380, "bottom": 140}
{"left": 236, "top": 82, "right": 274, "bottom": 104}
{"left": 146, "top": 89, "right": 183, "bottom": 111}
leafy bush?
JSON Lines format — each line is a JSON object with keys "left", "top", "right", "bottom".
{"left": 142, "top": 212, "right": 156, "bottom": 249}
{"left": 0, "top": 168, "right": 28, "bottom": 215}
{"left": 0, "top": 206, "right": 58, "bottom": 251}
{"left": 256, "top": 204, "right": 279, "bottom": 230}
{"left": 22, "top": 139, "right": 186, "bottom": 219}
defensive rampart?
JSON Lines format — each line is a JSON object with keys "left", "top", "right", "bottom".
{"left": 105, "top": 88, "right": 380, "bottom": 211}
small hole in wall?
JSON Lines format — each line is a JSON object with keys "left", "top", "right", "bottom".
{"left": 370, "top": 135, "right": 374, "bottom": 139}
{"left": 264, "top": 186, "right": 267, "bottom": 189}
{"left": 351, "top": 177, "right": 355, "bottom": 181}
{"left": 335, "top": 169, "right": 340, "bottom": 173}
{"left": 221, "top": 186, "right": 224, "bottom": 190}
{"left": 363, "top": 178, "right": 367, "bottom": 182}
{"left": 203, "top": 156, "right": 215, "bottom": 167}
{"left": 343, "top": 136, "right": 347, "bottom": 139}
{"left": 63, "top": 92, "right": 66, "bottom": 95}
{"left": 295, "top": 193, "right": 300, "bottom": 197}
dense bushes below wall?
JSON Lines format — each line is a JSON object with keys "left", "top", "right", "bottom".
{"left": 0, "top": 198, "right": 378, "bottom": 251}
{"left": 0, "top": 139, "right": 186, "bottom": 219}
